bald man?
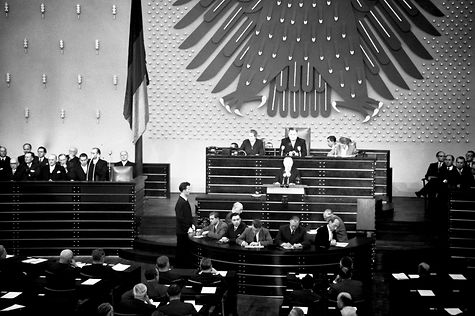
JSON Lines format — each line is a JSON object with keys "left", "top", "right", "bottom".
{"left": 45, "top": 249, "right": 80, "bottom": 289}
{"left": 114, "top": 150, "right": 136, "bottom": 177}
{"left": 39, "top": 154, "right": 67, "bottom": 181}
{"left": 67, "top": 147, "right": 80, "bottom": 170}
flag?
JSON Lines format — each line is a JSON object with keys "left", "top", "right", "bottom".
{"left": 123, "top": 0, "right": 149, "bottom": 144}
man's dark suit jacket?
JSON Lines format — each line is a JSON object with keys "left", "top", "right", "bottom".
{"left": 158, "top": 270, "right": 182, "bottom": 285}
{"left": 68, "top": 165, "right": 87, "bottom": 181}
{"left": 45, "top": 261, "right": 80, "bottom": 290}
{"left": 86, "top": 159, "right": 109, "bottom": 181}
{"left": 16, "top": 162, "right": 40, "bottom": 181}
{"left": 240, "top": 139, "right": 265, "bottom": 156}
{"left": 287, "top": 288, "right": 321, "bottom": 306}
{"left": 145, "top": 280, "right": 168, "bottom": 302}
{"left": 314, "top": 225, "right": 331, "bottom": 249}
{"left": 274, "top": 224, "right": 310, "bottom": 247}
{"left": 0, "top": 156, "right": 11, "bottom": 181}
{"left": 81, "top": 263, "right": 114, "bottom": 279}
{"left": 37, "top": 157, "right": 48, "bottom": 168}
{"left": 446, "top": 167, "right": 474, "bottom": 189}
{"left": 156, "top": 299, "right": 198, "bottom": 316}
{"left": 119, "top": 291, "right": 157, "bottom": 315}
{"left": 328, "top": 279, "right": 364, "bottom": 301}
{"left": 425, "top": 162, "right": 446, "bottom": 179}
{"left": 114, "top": 160, "right": 137, "bottom": 177}
{"left": 280, "top": 137, "right": 307, "bottom": 157}
{"left": 67, "top": 156, "right": 80, "bottom": 171}
{"left": 224, "top": 222, "right": 247, "bottom": 244}
{"left": 275, "top": 167, "right": 301, "bottom": 185}
{"left": 6, "top": 168, "right": 21, "bottom": 181}
{"left": 175, "top": 196, "right": 193, "bottom": 235}
{"left": 39, "top": 165, "right": 67, "bottom": 181}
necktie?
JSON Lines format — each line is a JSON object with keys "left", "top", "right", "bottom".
{"left": 291, "top": 228, "right": 294, "bottom": 236}
{"left": 254, "top": 232, "right": 258, "bottom": 242}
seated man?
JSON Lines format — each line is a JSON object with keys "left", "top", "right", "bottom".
{"left": 466, "top": 150, "right": 474, "bottom": 168}
{"left": 337, "top": 292, "right": 357, "bottom": 316}
{"left": 189, "top": 257, "right": 223, "bottom": 286}
{"left": 323, "top": 209, "right": 348, "bottom": 242}
{"left": 115, "top": 150, "right": 136, "bottom": 177}
{"left": 333, "top": 256, "right": 353, "bottom": 284}
{"left": 225, "top": 202, "right": 243, "bottom": 224}
{"left": 45, "top": 249, "right": 80, "bottom": 289}
{"left": 275, "top": 216, "right": 310, "bottom": 249}
{"left": 328, "top": 270, "right": 364, "bottom": 302}
{"left": 81, "top": 248, "right": 113, "bottom": 279}
{"left": 155, "top": 284, "right": 198, "bottom": 316}
{"left": 240, "top": 129, "right": 265, "bottom": 156}
{"left": 415, "top": 151, "right": 447, "bottom": 198}
{"left": 286, "top": 274, "right": 321, "bottom": 307}
{"left": 202, "top": 211, "right": 228, "bottom": 240}
{"left": 446, "top": 156, "right": 474, "bottom": 189}
{"left": 119, "top": 283, "right": 156, "bottom": 315}
{"left": 155, "top": 255, "right": 181, "bottom": 285}
{"left": 280, "top": 128, "right": 307, "bottom": 157}
{"left": 39, "top": 154, "right": 67, "bottom": 181}
{"left": 326, "top": 135, "right": 338, "bottom": 157}
{"left": 237, "top": 219, "right": 273, "bottom": 247}
{"left": 274, "top": 157, "right": 301, "bottom": 186}
{"left": 220, "top": 213, "right": 247, "bottom": 244}
{"left": 144, "top": 268, "right": 168, "bottom": 303}
{"left": 314, "top": 217, "right": 340, "bottom": 249}
{"left": 7, "top": 157, "right": 21, "bottom": 181}
{"left": 16, "top": 152, "right": 40, "bottom": 181}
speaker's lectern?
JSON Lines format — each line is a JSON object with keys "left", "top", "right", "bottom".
{"left": 265, "top": 185, "right": 307, "bottom": 208}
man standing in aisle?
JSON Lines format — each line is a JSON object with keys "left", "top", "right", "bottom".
{"left": 175, "top": 182, "right": 194, "bottom": 268}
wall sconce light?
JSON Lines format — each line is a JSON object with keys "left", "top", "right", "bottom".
{"left": 42, "top": 73, "right": 47, "bottom": 88}
{"left": 96, "top": 109, "right": 101, "bottom": 124}
{"left": 5, "top": 72, "right": 11, "bottom": 87}
{"left": 113, "top": 75, "right": 118, "bottom": 89}
{"left": 112, "top": 4, "right": 117, "bottom": 19}
{"left": 40, "top": 3, "right": 45, "bottom": 18}
{"left": 59, "top": 40, "right": 64, "bottom": 54}
{"left": 60, "top": 109, "right": 66, "bottom": 122}
{"left": 77, "top": 74, "right": 83, "bottom": 89}
{"left": 23, "top": 38, "right": 28, "bottom": 54}
{"left": 76, "top": 4, "right": 81, "bottom": 19}
{"left": 95, "top": 39, "right": 100, "bottom": 55}
{"left": 25, "top": 108, "right": 29, "bottom": 122}
{"left": 4, "top": 2, "right": 8, "bottom": 17}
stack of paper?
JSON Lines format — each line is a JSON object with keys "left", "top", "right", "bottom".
{"left": 201, "top": 287, "right": 216, "bottom": 294}
{"left": 408, "top": 274, "right": 420, "bottom": 279}
{"left": 112, "top": 263, "right": 130, "bottom": 271}
{"left": 21, "top": 258, "right": 47, "bottom": 264}
{"left": 0, "top": 292, "right": 22, "bottom": 299}
{"left": 444, "top": 308, "right": 463, "bottom": 315}
{"left": 449, "top": 274, "right": 466, "bottom": 280}
{"left": 81, "top": 278, "right": 101, "bottom": 285}
{"left": 216, "top": 271, "right": 227, "bottom": 277}
{"left": 1, "top": 304, "right": 25, "bottom": 312}
{"left": 417, "top": 290, "right": 435, "bottom": 296}
{"left": 335, "top": 242, "right": 348, "bottom": 247}
{"left": 392, "top": 273, "right": 409, "bottom": 280}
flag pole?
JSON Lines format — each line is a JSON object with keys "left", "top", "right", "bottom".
{"left": 135, "top": 135, "right": 143, "bottom": 176}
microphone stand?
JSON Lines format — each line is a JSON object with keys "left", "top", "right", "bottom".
{"left": 108, "top": 152, "right": 112, "bottom": 182}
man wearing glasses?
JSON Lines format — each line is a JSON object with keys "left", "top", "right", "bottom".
{"left": 415, "top": 151, "right": 447, "bottom": 198}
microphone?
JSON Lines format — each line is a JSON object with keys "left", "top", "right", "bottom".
{"left": 281, "top": 145, "right": 285, "bottom": 156}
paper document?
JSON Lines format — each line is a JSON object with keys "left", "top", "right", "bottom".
{"left": 76, "top": 262, "right": 87, "bottom": 268}
{"left": 216, "top": 271, "right": 227, "bottom": 277}
{"left": 244, "top": 245, "right": 264, "bottom": 248}
{"left": 193, "top": 235, "right": 204, "bottom": 238}
{"left": 1, "top": 304, "right": 25, "bottom": 311}
{"left": 449, "top": 274, "right": 466, "bottom": 280}
{"left": 444, "top": 308, "right": 463, "bottom": 315}
{"left": 296, "top": 274, "right": 313, "bottom": 279}
{"left": 1, "top": 292, "right": 22, "bottom": 299}
{"left": 81, "top": 278, "right": 101, "bottom": 285}
{"left": 392, "top": 273, "right": 409, "bottom": 280}
{"left": 201, "top": 287, "right": 216, "bottom": 294}
{"left": 408, "top": 274, "right": 420, "bottom": 279}
{"left": 184, "top": 300, "right": 203, "bottom": 312}
{"left": 22, "top": 258, "right": 47, "bottom": 264}
{"left": 6, "top": 254, "right": 14, "bottom": 259}
{"left": 112, "top": 263, "right": 130, "bottom": 271}
{"left": 335, "top": 242, "right": 348, "bottom": 247}
{"left": 417, "top": 290, "right": 435, "bottom": 296}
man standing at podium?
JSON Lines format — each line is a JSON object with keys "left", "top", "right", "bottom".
{"left": 274, "top": 216, "right": 310, "bottom": 249}
{"left": 274, "top": 157, "right": 301, "bottom": 186}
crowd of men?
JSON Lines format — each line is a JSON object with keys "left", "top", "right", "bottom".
{"left": 0, "top": 143, "right": 135, "bottom": 182}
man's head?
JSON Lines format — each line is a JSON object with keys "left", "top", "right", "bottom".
{"left": 167, "top": 284, "right": 182, "bottom": 300}
{"left": 283, "top": 157, "right": 293, "bottom": 170}
{"left": 231, "top": 213, "right": 241, "bottom": 228}
{"left": 91, "top": 248, "right": 105, "bottom": 263}
{"left": 337, "top": 292, "right": 353, "bottom": 310}
{"left": 455, "top": 156, "right": 466, "bottom": 169}
{"left": 289, "top": 216, "right": 300, "bottom": 230}
{"left": 120, "top": 151, "right": 129, "bottom": 162}
{"left": 58, "top": 154, "right": 68, "bottom": 166}
{"left": 340, "top": 256, "right": 353, "bottom": 272}
{"left": 37, "top": 146, "right": 47, "bottom": 158}
{"left": 418, "top": 262, "right": 431, "bottom": 278}
{"left": 24, "top": 152, "right": 34, "bottom": 164}
{"left": 69, "top": 147, "right": 78, "bottom": 158}
{"left": 301, "top": 274, "right": 314, "bottom": 290}
{"left": 339, "top": 137, "right": 351, "bottom": 145}
{"left": 209, "top": 212, "right": 220, "bottom": 226}
{"left": 436, "top": 151, "right": 446, "bottom": 162}
{"left": 79, "top": 153, "right": 88, "bottom": 167}
{"left": 327, "top": 136, "right": 337, "bottom": 147}
{"left": 323, "top": 209, "right": 334, "bottom": 222}
{"left": 96, "top": 303, "right": 113, "bottom": 316}
{"left": 22, "top": 143, "right": 32, "bottom": 154}
{"left": 288, "top": 128, "right": 298, "bottom": 141}
{"left": 144, "top": 268, "right": 158, "bottom": 281}
{"left": 47, "top": 154, "right": 57, "bottom": 167}
{"left": 179, "top": 182, "right": 191, "bottom": 196}
{"left": 59, "top": 249, "right": 74, "bottom": 264}
{"left": 249, "top": 130, "right": 257, "bottom": 142}
{"left": 0, "top": 245, "right": 6, "bottom": 259}
{"left": 231, "top": 202, "right": 243, "bottom": 214}
{"left": 199, "top": 257, "right": 213, "bottom": 272}
{"left": 328, "top": 217, "right": 340, "bottom": 232}
{"left": 445, "top": 155, "right": 454, "bottom": 167}
{"left": 91, "top": 147, "right": 101, "bottom": 160}
{"left": 10, "top": 158, "right": 18, "bottom": 169}
{"left": 133, "top": 283, "right": 148, "bottom": 300}
{"left": 251, "top": 219, "right": 262, "bottom": 231}
{"left": 0, "top": 146, "right": 7, "bottom": 157}
{"left": 156, "top": 255, "right": 170, "bottom": 271}
{"left": 466, "top": 150, "right": 474, "bottom": 162}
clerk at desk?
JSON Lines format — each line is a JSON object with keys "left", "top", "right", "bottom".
{"left": 274, "top": 157, "right": 301, "bottom": 186}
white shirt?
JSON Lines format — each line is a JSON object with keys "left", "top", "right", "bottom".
{"left": 49, "top": 165, "right": 55, "bottom": 173}
{"left": 327, "top": 225, "right": 333, "bottom": 241}
{"left": 81, "top": 165, "right": 87, "bottom": 174}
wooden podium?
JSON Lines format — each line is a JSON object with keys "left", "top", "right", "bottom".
{"left": 265, "top": 185, "right": 306, "bottom": 208}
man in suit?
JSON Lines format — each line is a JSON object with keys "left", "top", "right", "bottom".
{"left": 280, "top": 128, "right": 307, "bottom": 157}
{"left": 36, "top": 146, "right": 48, "bottom": 168}
{"left": 175, "top": 182, "right": 194, "bottom": 267}
{"left": 237, "top": 219, "right": 273, "bottom": 247}
{"left": 415, "top": 151, "right": 447, "bottom": 198}
{"left": 328, "top": 270, "right": 364, "bottom": 302}
{"left": 68, "top": 153, "right": 88, "bottom": 181}
{"left": 16, "top": 152, "right": 40, "bottom": 181}
{"left": 115, "top": 150, "right": 136, "bottom": 177}
{"left": 275, "top": 216, "right": 310, "bottom": 249}
{"left": 17, "top": 143, "right": 34, "bottom": 165}
{"left": 189, "top": 257, "right": 224, "bottom": 285}
{"left": 323, "top": 209, "right": 348, "bottom": 242}
{"left": 224, "top": 202, "right": 243, "bottom": 224}
{"left": 0, "top": 146, "right": 11, "bottom": 181}
{"left": 156, "top": 284, "right": 198, "bottom": 316}
{"left": 286, "top": 274, "right": 321, "bottom": 307}
{"left": 144, "top": 268, "right": 168, "bottom": 303}
{"left": 6, "top": 158, "right": 20, "bottom": 181}
{"left": 86, "top": 147, "right": 109, "bottom": 181}
{"left": 466, "top": 150, "right": 474, "bottom": 168}
{"left": 81, "top": 248, "right": 113, "bottom": 279}
{"left": 119, "top": 283, "right": 157, "bottom": 315}
{"left": 67, "top": 147, "right": 80, "bottom": 171}
{"left": 240, "top": 129, "right": 265, "bottom": 156}
{"left": 315, "top": 217, "right": 340, "bottom": 249}
{"left": 447, "top": 156, "right": 474, "bottom": 189}
{"left": 220, "top": 213, "right": 247, "bottom": 244}
{"left": 45, "top": 249, "right": 80, "bottom": 290}
{"left": 58, "top": 154, "right": 69, "bottom": 174}
{"left": 326, "top": 135, "right": 338, "bottom": 157}
{"left": 39, "top": 154, "right": 67, "bottom": 181}
{"left": 274, "top": 157, "right": 301, "bottom": 186}
{"left": 202, "top": 211, "right": 228, "bottom": 240}
{"left": 155, "top": 255, "right": 182, "bottom": 285}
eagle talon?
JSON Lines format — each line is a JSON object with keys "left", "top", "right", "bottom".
{"left": 331, "top": 101, "right": 340, "bottom": 113}
{"left": 234, "top": 109, "right": 244, "bottom": 117}
{"left": 225, "top": 105, "right": 232, "bottom": 113}
{"left": 362, "top": 115, "right": 370, "bottom": 123}
{"left": 257, "top": 95, "right": 267, "bottom": 108}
